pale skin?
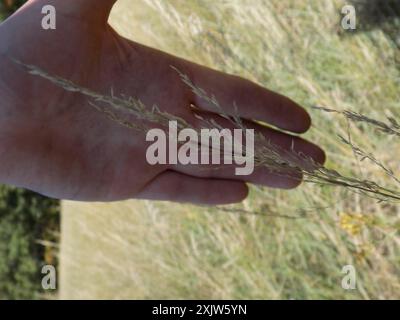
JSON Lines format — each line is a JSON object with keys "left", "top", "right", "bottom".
{"left": 0, "top": 0, "right": 325, "bottom": 205}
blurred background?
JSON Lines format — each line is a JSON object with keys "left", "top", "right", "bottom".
{"left": 1, "top": 0, "right": 399, "bottom": 299}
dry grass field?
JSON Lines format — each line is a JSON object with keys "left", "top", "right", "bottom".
{"left": 60, "top": 0, "right": 400, "bottom": 299}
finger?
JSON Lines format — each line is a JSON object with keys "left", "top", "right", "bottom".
{"left": 185, "top": 110, "right": 324, "bottom": 164}
{"left": 184, "top": 63, "right": 311, "bottom": 133}
{"left": 136, "top": 170, "right": 249, "bottom": 205}
{"left": 172, "top": 111, "right": 325, "bottom": 188}
{"left": 174, "top": 163, "right": 303, "bottom": 190}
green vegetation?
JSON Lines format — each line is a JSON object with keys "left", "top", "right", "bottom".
{"left": 0, "top": 0, "right": 27, "bottom": 20}
{"left": 0, "top": 186, "right": 59, "bottom": 299}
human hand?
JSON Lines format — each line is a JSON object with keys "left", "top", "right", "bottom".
{"left": 0, "top": 0, "right": 325, "bottom": 204}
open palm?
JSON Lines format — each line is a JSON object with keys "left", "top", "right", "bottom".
{"left": 0, "top": 0, "right": 325, "bottom": 204}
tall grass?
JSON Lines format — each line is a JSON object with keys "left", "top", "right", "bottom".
{"left": 60, "top": 0, "right": 400, "bottom": 299}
